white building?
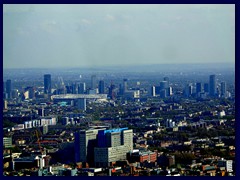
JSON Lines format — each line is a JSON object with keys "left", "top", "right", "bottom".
{"left": 41, "top": 117, "right": 57, "bottom": 126}
{"left": 218, "top": 159, "right": 233, "bottom": 172}
{"left": 3, "top": 137, "right": 12, "bottom": 148}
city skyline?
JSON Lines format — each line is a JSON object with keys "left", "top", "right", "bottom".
{"left": 3, "top": 70, "right": 235, "bottom": 175}
{"left": 3, "top": 4, "right": 235, "bottom": 69}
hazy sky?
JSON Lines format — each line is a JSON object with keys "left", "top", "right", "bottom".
{"left": 3, "top": 4, "right": 235, "bottom": 69}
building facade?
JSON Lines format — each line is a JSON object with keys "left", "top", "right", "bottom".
{"left": 3, "top": 137, "right": 12, "bottom": 148}
{"left": 95, "top": 128, "right": 133, "bottom": 167}
{"left": 220, "top": 81, "right": 227, "bottom": 98}
{"left": 75, "top": 129, "right": 104, "bottom": 166}
{"left": 78, "top": 83, "right": 86, "bottom": 94}
{"left": 91, "top": 75, "right": 97, "bottom": 89}
{"left": 98, "top": 80, "right": 105, "bottom": 94}
{"left": 44, "top": 74, "right": 51, "bottom": 95}
{"left": 209, "top": 75, "right": 216, "bottom": 97}
{"left": 196, "top": 82, "right": 203, "bottom": 94}
{"left": 151, "top": 86, "right": 156, "bottom": 97}
{"left": 6, "top": 79, "right": 12, "bottom": 99}
{"left": 77, "top": 98, "right": 86, "bottom": 111}
{"left": 75, "top": 128, "right": 133, "bottom": 168}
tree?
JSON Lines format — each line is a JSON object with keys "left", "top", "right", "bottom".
{"left": 10, "top": 146, "right": 21, "bottom": 153}
{"left": 3, "top": 118, "right": 17, "bottom": 128}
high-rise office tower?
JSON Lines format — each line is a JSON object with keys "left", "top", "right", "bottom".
{"left": 163, "top": 77, "right": 169, "bottom": 87}
{"left": 204, "top": 83, "right": 209, "bottom": 93}
{"left": 221, "top": 81, "right": 227, "bottom": 97}
{"left": 106, "top": 131, "right": 121, "bottom": 147}
{"left": 6, "top": 79, "right": 12, "bottom": 99}
{"left": 185, "top": 84, "right": 193, "bottom": 97}
{"left": 119, "top": 84, "right": 123, "bottom": 95}
{"left": 75, "top": 128, "right": 133, "bottom": 168}
{"left": 75, "top": 129, "right": 104, "bottom": 166}
{"left": 78, "top": 82, "right": 86, "bottom": 94}
{"left": 91, "top": 75, "right": 97, "bottom": 89}
{"left": 72, "top": 83, "right": 77, "bottom": 94}
{"left": 159, "top": 81, "right": 169, "bottom": 98}
{"left": 56, "top": 77, "right": 65, "bottom": 95}
{"left": 159, "top": 81, "right": 168, "bottom": 91}
{"left": 123, "top": 79, "right": 128, "bottom": 94}
{"left": 209, "top": 75, "right": 216, "bottom": 97}
{"left": 196, "top": 82, "right": 203, "bottom": 94}
{"left": 108, "top": 83, "right": 116, "bottom": 99}
{"left": 95, "top": 128, "right": 133, "bottom": 167}
{"left": 98, "top": 80, "right": 105, "bottom": 94}
{"left": 97, "top": 128, "right": 127, "bottom": 148}
{"left": 77, "top": 98, "right": 86, "bottom": 111}
{"left": 166, "top": 86, "right": 173, "bottom": 96}
{"left": 160, "top": 89, "right": 167, "bottom": 98}
{"left": 44, "top": 74, "right": 51, "bottom": 95}
{"left": 155, "top": 86, "right": 161, "bottom": 95}
{"left": 65, "top": 85, "right": 72, "bottom": 94}
{"left": 151, "top": 86, "right": 156, "bottom": 97}
{"left": 121, "top": 129, "right": 133, "bottom": 150}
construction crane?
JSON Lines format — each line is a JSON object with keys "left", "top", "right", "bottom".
{"left": 35, "top": 129, "right": 44, "bottom": 155}
{"left": 35, "top": 129, "right": 46, "bottom": 170}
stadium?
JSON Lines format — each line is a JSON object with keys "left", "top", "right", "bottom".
{"left": 51, "top": 94, "right": 108, "bottom": 102}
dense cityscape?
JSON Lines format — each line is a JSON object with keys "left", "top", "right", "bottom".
{"left": 3, "top": 64, "right": 235, "bottom": 176}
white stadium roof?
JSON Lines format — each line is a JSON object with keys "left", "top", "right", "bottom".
{"left": 51, "top": 94, "right": 108, "bottom": 100}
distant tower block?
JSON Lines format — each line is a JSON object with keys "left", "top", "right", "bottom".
{"left": 77, "top": 98, "right": 86, "bottom": 111}
{"left": 91, "top": 75, "right": 97, "bottom": 89}
{"left": 123, "top": 79, "right": 128, "bottom": 94}
{"left": 163, "top": 77, "right": 169, "bottom": 87}
{"left": 78, "top": 83, "right": 86, "bottom": 94}
{"left": 6, "top": 79, "right": 12, "bottom": 99}
{"left": 151, "top": 86, "right": 156, "bottom": 97}
{"left": 98, "top": 80, "right": 105, "bottom": 94}
{"left": 159, "top": 81, "right": 168, "bottom": 91}
{"left": 196, "top": 82, "right": 203, "bottom": 94}
{"left": 209, "top": 75, "right": 216, "bottom": 97}
{"left": 221, "top": 81, "right": 227, "bottom": 97}
{"left": 3, "top": 100, "right": 8, "bottom": 110}
{"left": 44, "top": 74, "right": 51, "bottom": 95}
{"left": 204, "top": 83, "right": 209, "bottom": 93}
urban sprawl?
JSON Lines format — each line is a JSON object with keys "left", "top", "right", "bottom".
{"left": 3, "top": 67, "right": 235, "bottom": 176}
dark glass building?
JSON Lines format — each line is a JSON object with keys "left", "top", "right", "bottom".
{"left": 196, "top": 82, "right": 203, "bottom": 94}
{"left": 123, "top": 79, "right": 128, "bottom": 94}
{"left": 44, "top": 74, "right": 51, "bottom": 94}
{"left": 209, "top": 75, "right": 216, "bottom": 97}
{"left": 98, "top": 80, "right": 105, "bottom": 94}
{"left": 6, "top": 79, "right": 12, "bottom": 99}
{"left": 204, "top": 83, "right": 209, "bottom": 93}
{"left": 78, "top": 82, "right": 86, "bottom": 94}
{"left": 91, "top": 75, "right": 97, "bottom": 89}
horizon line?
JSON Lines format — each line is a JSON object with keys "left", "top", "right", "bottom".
{"left": 3, "top": 62, "right": 235, "bottom": 70}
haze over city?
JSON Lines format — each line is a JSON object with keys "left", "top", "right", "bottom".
{"left": 3, "top": 4, "right": 235, "bottom": 69}
{"left": 3, "top": 4, "right": 236, "bottom": 176}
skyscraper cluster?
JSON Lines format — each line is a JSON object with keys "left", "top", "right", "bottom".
{"left": 151, "top": 77, "right": 172, "bottom": 98}
{"left": 184, "top": 75, "right": 229, "bottom": 98}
